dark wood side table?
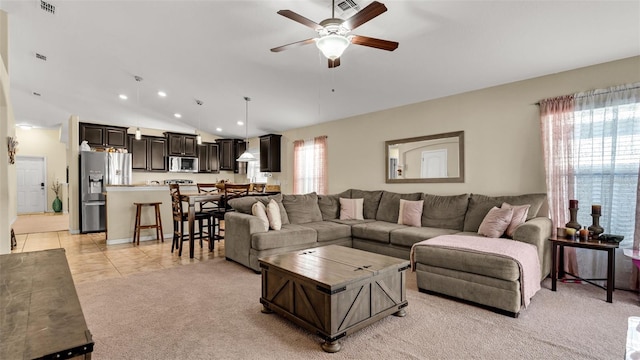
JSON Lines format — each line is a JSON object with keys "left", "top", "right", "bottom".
{"left": 549, "top": 237, "right": 619, "bottom": 303}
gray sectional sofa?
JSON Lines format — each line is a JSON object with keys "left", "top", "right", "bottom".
{"left": 224, "top": 190, "right": 552, "bottom": 275}
{"left": 224, "top": 190, "right": 552, "bottom": 315}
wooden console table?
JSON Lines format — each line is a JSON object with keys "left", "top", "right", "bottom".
{"left": 0, "top": 249, "right": 94, "bottom": 359}
{"left": 549, "top": 237, "right": 619, "bottom": 303}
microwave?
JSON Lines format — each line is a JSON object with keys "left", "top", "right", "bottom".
{"left": 168, "top": 156, "right": 198, "bottom": 173}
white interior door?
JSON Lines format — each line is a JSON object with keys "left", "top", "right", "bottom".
{"left": 17, "top": 156, "right": 46, "bottom": 214}
{"left": 421, "top": 149, "right": 448, "bottom": 178}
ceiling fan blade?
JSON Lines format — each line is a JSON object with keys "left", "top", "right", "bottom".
{"left": 350, "top": 35, "right": 398, "bottom": 51}
{"left": 328, "top": 58, "right": 341, "bottom": 68}
{"left": 343, "top": 1, "right": 387, "bottom": 30}
{"left": 277, "top": 10, "right": 323, "bottom": 31}
{"left": 270, "top": 38, "right": 316, "bottom": 53}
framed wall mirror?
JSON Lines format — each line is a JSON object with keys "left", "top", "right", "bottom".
{"left": 385, "top": 131, "right": 464, "bottom": 183}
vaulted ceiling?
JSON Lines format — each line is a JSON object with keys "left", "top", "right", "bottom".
{"left": 2, "top": 0, "right": 639, "bottom": 141}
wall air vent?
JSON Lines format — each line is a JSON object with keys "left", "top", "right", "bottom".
{"left": 40, "top": 0, "right": 55, "bottom": 14}
{"left": 35, "top": 53, "right": 47, "bottom": 61}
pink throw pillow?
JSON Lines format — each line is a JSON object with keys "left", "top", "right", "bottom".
{"left": 478, "top": 206, "right": 514, "bottom": 238}
{"left": 340, "top": 198, "right": 364, "bottom": 220}
{"left": 501, "top": 202, "right": 531, "bottom": 237}
{"left": 398, "top": 199, "right": 424, "bottom": 227}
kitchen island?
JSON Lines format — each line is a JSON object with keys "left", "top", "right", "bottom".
{"left": 104, "top": 185, "right": 196, "bottom": 244}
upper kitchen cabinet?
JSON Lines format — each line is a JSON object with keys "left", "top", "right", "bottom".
{"left": 259, "top": 134, "right": 281, "bottom": 172}
{"left": 217, "top": 138, "right": 245, "bottom": 173}
{"left": 197, "top": 142, "right": 220, "bottom": 173}
{"left": 79, "top": 123, "right": 128, "bottom": 149}
{"left": 128, "top": 135, "right": 167, "bottom": 172}
{"left": 166, "top": 132, "right": 197, "bottom": 157}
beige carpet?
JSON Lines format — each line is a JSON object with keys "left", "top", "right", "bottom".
{"left": 74, "top": 256, "right": 639, "bottom": 359}
{"left": 12, "top": 213, "right": 69, "bottom": 234}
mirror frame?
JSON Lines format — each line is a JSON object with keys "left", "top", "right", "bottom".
{"left": 385, "top": 130, "right": 465, "bottom": 183}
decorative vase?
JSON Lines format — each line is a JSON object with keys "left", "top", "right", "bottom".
{"left": 52, "top": 196, "right": 62, "bottom": 213}
{"left": 565, "top": 207, "right": 581, "bottom": 230}
{"left": 588, "top": 214, "right": 604, "bottom": 240}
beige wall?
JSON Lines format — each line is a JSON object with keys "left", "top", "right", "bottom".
{"left": 278, "top": 56, "right": 640, "bottom": 196}
{"left": 16, "top": 127, "right": 68, "bottom": 211}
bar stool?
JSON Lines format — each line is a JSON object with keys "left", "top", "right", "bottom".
{"left": 133, "top": 202, "right": 164, "bottom": 245}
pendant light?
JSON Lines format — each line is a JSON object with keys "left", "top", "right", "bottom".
{"left": 134, "top": 75, "right": 142, "bottom": 140}
{"left": 195, "top": 99, "right": 203, "bottom": 145}
{"left": 237, "top": 96, "right": 256, "bottom": 162}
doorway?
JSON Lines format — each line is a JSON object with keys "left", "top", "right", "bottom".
{"left": 16, "top": 156, "right": 46, "bottom": 214}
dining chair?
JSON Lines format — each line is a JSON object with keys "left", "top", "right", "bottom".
{"left": 211, "top": 183, "right": 250, "bottom": 240}
{"left": 196, "top": 183, "right": 222, "bottom": 250}
{"left": 168, "top": 184, "right": 212, "bottom": 255}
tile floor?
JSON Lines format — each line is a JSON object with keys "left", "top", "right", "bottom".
{"left": 12, "top": 230, "right": 224, "bottom": 284}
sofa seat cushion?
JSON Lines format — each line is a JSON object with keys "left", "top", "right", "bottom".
{"left": 299, "top": 221, "right": 352, "bottom": 242}
{"left": 351, "top": 221, "right": 407, "bottom": 244}
{"left": 389, "top": 226, "right": 458, "bottom": 248}
{"left": 412, "top": 244, "right": 521, "bottom": 281}
{"left": 251, "top": 224, "right": 316, "bottom": 251}
{"left": 330, "top": 218, "right": 376, "bottom": 226}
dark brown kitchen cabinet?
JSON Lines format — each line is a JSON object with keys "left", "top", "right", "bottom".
{"left": 217, "top": 138, "right": 245, "bottom": 173}
{"left": 128, "top": 135, "right": 167, "bottom": 172}
{"left": 259, "top": 134, "right": 281, "bottom": 172}
{"left": 79, "top": 123, "right": 128, "bottom": 149}
{"left": 197, "top": 143, "right": 220, "bottom": 173}
{"left": 166, "top": 132, "right": 197, "bottom": 157}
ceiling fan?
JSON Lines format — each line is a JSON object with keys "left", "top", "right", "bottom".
{"left": 270, "top": 0, "right": 399, "bottom": 68}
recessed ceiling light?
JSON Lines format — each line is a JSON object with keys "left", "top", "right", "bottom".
{"left": 119, "top": 94, "right": 128, "bottom": 100}
{"left": 158, "top": 91, "right": 167, "bottom": 97}
{"left": 237, "top": 121, "right": 244, "bottom": 126}
{"left": 174, "top": 113, "right": 182, "bottom": 118}
{"left": 216, "top": 128, "right": 222, "bottom": 132}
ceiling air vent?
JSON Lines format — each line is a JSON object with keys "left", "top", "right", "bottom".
{"left": 40, "top": 0, "right": 55, "bottom": 14}
{"left": 35, "top": 53, "right": 47, "bottom": 61}
{"left": 337, "top": 0, "right": 359, "bottom": 11}
{"left": 32, "top": 92, "right": 41, "bottom": 96}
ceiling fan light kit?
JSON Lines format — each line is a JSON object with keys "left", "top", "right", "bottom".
{"left": 271, "top": 1, "right": 398, "bottom": 68}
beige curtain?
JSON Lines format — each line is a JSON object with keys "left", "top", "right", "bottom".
{"left": 293, "top": 136, "right": 328, "bottom": 194}
{"left": 539, "top": 95, "right": 580, "bottom": 275}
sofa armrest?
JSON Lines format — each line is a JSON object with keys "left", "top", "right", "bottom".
{"left": 512, "top": 216, "right": 553, "bottom": 280}
{"left": 224, "top": 211, "right": 267, "bottom": 270}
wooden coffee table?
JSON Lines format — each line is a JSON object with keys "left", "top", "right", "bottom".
{"left": 259, "top": 245, "right": 409, "bottom": 353}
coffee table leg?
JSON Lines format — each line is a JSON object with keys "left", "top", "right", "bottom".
{"left": 394, "top": 308, "right": 407, "bottom": 317}
{"left": 322, "top": 340, "right": 342, "bottom": 353}
{"left": 261, "top": 305, "right": 273, "bottom": 314}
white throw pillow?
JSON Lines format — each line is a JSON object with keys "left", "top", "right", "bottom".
{"left": 478, "top": 206, "right": 514, "bottom": 238}
{"left": 266, "top": 199, "right": 282, "bottom": 230}
{"left": 251, "top": 201, "right": 269, "bottom": 232}
{"left": 339, "top": 198, "right": 364, "bottom": 220}
{"left": 398, "top": 199, "right": 424, "bottom": 227}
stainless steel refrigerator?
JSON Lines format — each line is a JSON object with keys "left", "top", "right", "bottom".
{"left": 79, "top": 151, "right": 132, "bottom": 233}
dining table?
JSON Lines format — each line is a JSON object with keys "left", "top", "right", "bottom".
{"left": 179, "top": 192, "right": 222, "bottom": 258}
{"left": 179, "top": 191, "right": 279, "bottom": 258}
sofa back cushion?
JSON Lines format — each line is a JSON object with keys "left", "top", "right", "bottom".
{"left": 463, "top": 193, "right": 547, "bottom": 232}
{"left": 317, "top": 190, "right": 351, "bottom": 220}
{"left": 421, "top": 193, "right": 469, "bottom": 231}
{"left": 228, "top": 193, "right": 290, "bottom": 224}
{"left": 348, "top": 189, "right": 383, "bottom": 219}
{"left": 375, "top": 191, "right": 423, "bottom": 223}
{"left": 282, "top": 192, "right": 323, "bottom": 224}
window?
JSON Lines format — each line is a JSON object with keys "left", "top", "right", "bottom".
{"left": 245, "top": 148, "right": 268, "bottom": 184}
{"left": 293, "top": 136, "right": 327, "bottom": 194}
